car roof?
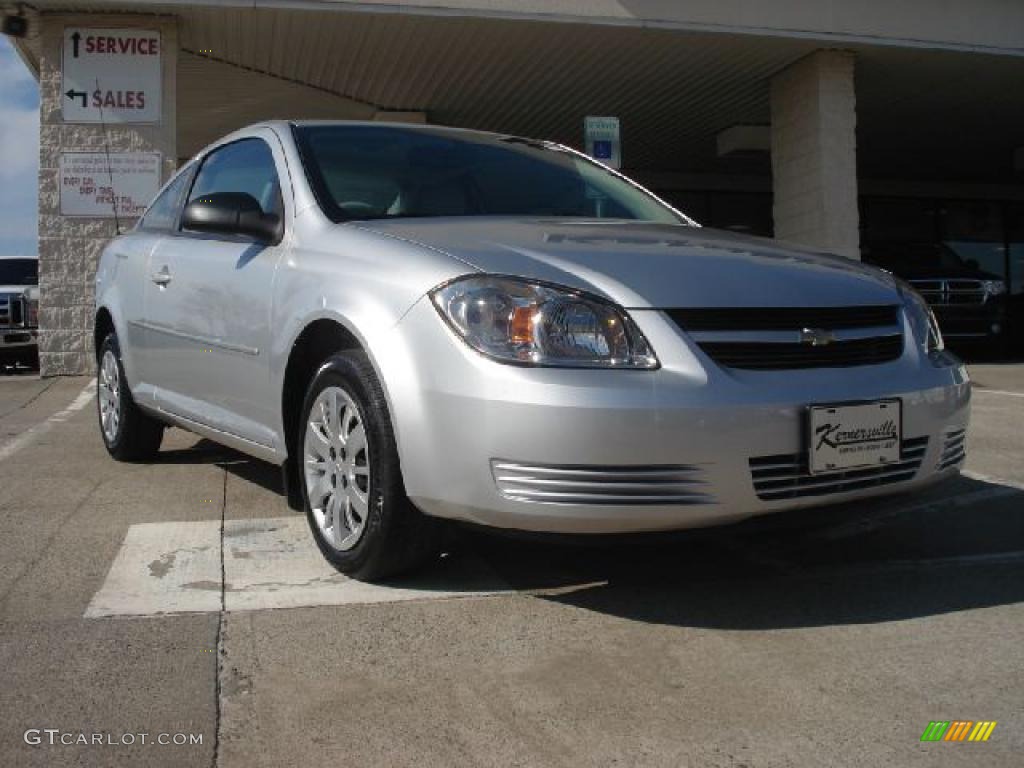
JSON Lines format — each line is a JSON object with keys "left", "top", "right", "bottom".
{"left": 0, "top": 255, "right": 37, "bottom": 261}
{"left": 212, "top": 120, "right": 549, "bottom": 150}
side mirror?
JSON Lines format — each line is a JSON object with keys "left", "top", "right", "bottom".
{"left": 181, "top": 192, "right": 281, "bottom": 243}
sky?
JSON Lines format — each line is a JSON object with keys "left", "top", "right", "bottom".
{"left": 0, "top": 36, "right": 40, "bottom": 256}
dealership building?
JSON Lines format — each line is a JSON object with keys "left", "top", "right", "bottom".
{"left": 4, "top": 0, "right": 1024, "bottom": 375}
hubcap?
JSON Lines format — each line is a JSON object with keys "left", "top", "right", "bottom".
{"left": 99, "top": 349, "right": 121, "bottom": 443}
{"left": 303, "top": 386, "right": 371, "bottom": 552}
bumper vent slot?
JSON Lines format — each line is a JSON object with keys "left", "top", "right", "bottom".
{"left": 491, "top": 461, "right": 711, "bottom": 505}
{"left": 748, "top": 436, "right": 928, "bottom": 501}
{"left": 937, "top": 428, "right": 966, "bottom": 471}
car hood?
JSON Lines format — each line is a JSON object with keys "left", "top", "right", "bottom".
{"left": 353, "top": 218, "right": 900, "bottom": 308}
{"left": 0, "top": 284, "right": 37, "bottom": 298}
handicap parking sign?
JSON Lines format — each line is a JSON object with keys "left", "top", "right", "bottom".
{"left": 584, "top": 117, "right": 621, "bottom": 169}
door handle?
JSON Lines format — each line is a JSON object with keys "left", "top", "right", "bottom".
{"left": 151, "top": 267, "right": 172, "bottom": 286}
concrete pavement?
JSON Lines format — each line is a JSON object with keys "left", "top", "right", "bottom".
{"left": 0, "top": 365, "right": 1022, "bottom": 767}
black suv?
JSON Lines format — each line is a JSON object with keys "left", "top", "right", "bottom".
{"left": 864, "top": 243, "right": 1007, "bottom": 350}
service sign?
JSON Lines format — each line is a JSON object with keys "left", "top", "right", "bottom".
{"left": 62, "top": 28, "right": 161, "bottom": 123}
{"left": 59, "top": 152, "right": 161, "bottom": 218}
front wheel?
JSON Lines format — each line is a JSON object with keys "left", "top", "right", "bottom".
{"left": 298, "top": 351, "right": 442, "bottom": 580}
{"left": 97, "top": 332, "right": 164, "bottom": 461}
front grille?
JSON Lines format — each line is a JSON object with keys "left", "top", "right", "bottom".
{"left": 937, "top": 428, "right": 966, "bottom": 471}
{"left": 910, "top": 279, "right": 986, "bottom": 307}
{"left": 0, "top": 294, "right": 24, "bottom": 329}
{"left": 491, "top": 460, "right": 711, "bottom": 505}
{"left": 697, "top": 336, "right": 904, "bottom": 370}
{"left": 749, "top": 436, "right": 928, "bottom": 501}
{"left": 668, "top": 305, "right": 904, "bottom": 370}
{"left": 667, "top": 306, "right": 899, "bottom": 332}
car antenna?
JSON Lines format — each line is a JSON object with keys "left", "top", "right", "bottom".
{"left": 95, "top": 78, "right": 122, "bottom": 235}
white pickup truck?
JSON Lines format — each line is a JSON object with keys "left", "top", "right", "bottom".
{"left": 0, "top": 255, "right": 39, "bottom": 370}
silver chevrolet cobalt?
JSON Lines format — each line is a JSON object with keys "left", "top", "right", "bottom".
{"left": 95, "top": 121, "right": 970, "bottom": 579}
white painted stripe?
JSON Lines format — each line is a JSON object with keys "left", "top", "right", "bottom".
{"left": 223, "top": 517, "right": 510, "bottom": 612}
{"left": 962, "top": 470, "right": 1024, "bottom": 492}
{"left": 973, "top": 388, "right": 1024, "bottom": 398}
{"left": 85, "top": 520, "right": 222, "bottom": 618}
{"left": 86, "top": 516, "right": 513, "bottom": 618}
{"left": 812, "top": 550, "right": 1024, "bottom": 578}
{"left": 0, "top": 380, "right": 96, "bottom": 462}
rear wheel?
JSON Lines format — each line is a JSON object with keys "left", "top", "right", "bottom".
{"left": 97, "top": 332, "right": 164, "bottom": 461}
{"left": 298, "top": 351, "right": 441, "bottom": 580}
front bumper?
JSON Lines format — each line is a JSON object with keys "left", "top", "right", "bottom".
{"left": 931, "top": 300, "right": 1006, "bottom": 340}
{"left": 0, "top": 329, "right": 38, "bottom": 350}
{"left": 381, "top": 298, "right": 971, "bottom": 534}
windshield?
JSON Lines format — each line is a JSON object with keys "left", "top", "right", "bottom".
{"left": 0, "top": 258, "right": 38, "bottom": 286}
{"left": 294, "top": 125, "right": 687, "bottom": 225}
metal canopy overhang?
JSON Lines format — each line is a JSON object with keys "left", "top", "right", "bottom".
{"left": 11, "top": 1, "right": 1024, "bottom": 182}
{"left": 16, "top": 0, "right": 1024, "bottom": 57}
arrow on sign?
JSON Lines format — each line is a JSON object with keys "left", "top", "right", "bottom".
{"left": 65, "top": 89, "right": 87, "bottom": 108}
{"left": 71, "top": 31, "right": 81, "bottom": 58}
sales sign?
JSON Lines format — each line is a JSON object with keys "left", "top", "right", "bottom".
{"left": 59, "top": 152, "right": 161, "bottom": 218}
{"left": 62, "top": 28, "right": 161, "bottom": 123}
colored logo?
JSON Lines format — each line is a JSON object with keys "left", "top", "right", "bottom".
{"left": 920, "top": 721, "right": 997, "bottom": 742}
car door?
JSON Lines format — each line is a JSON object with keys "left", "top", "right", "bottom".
{"left": 125, "top": 163, "right": 196, "bottom": 401}
{"left": 144, "top": 131, "right": 289, "bottom": 450}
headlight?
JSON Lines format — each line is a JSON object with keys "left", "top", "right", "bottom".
{"left": 898, "top": 283, "right": 943, "bottom": 353}
{"left": 981, "top": 279, "right": 1006, "bottom": 298}
{"left": 431, "top": 276, "right": 658, "bottom": 369}
{"left": 25, "top": 295, "right": 39, "bottom": 327}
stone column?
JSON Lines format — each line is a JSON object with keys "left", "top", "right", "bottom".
{"left": 770, "top": 50, "right": 859, "bottom": 259}
{"left": 37, "top": 14, "right": 177, "bottom": 376}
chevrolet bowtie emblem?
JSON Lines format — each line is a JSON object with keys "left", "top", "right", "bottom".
{"left": 799, "top": 327, "right": 836, "bottom": 346}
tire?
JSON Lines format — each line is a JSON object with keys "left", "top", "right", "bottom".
{"left": 21, "top": 347, "right": 40, "bottom": 370}
{"left": 297, "top": 350, "right": 442, "bottom": 580}
{"left": 97, "top": 332, "right": 164, "bottom": 461}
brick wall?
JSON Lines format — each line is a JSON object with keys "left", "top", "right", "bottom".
{"left": 37, "top": 14, "right": 176, "bottom": 376}
{"left": 770, "top": 50, "right": 860, "bottom": 259}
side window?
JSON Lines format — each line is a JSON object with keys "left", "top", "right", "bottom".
{"left": 139, "top": 165, "right": 193, "bottom": 232}
{"left": 185, "top": 138, "right": 283, "bottom": 224}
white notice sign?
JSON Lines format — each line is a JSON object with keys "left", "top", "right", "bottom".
{"left": 59, "top": 152, "right": 161, "bottom": 218}
{"left": 62, "top": 28, "right": 161, "bottom": 123}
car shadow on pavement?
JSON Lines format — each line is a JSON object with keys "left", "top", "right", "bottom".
{"left": 466, "top": 474, "right": 1024, "bottom": 629}
{"left": 155, "top": 437, "right": 285, "bottom": 497}
{"left": 149, "top": 435, "right": 1024, "bottom": 625}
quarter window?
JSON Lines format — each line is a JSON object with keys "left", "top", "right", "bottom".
{"left": 139, "top": 166, "right": 193, "bottom": 232}
{"left": 186, "top": 138, "right": 283, "bottom": 222}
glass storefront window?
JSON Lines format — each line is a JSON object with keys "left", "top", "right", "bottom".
{"left": 860, "top": 198, "right": 939, "bottom": 274}
{"left": 1008, "top": 204, "right": 1024, "bottom": 297}
{"left": 938, "top": 201, "right": 1007, "bottom": 282}
{"left": 654, "top": 191, "right": 772, "bottom": 237}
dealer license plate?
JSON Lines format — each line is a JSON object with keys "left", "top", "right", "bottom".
{"left": 808, "top": 400, "right": 901, "bottom": 474}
